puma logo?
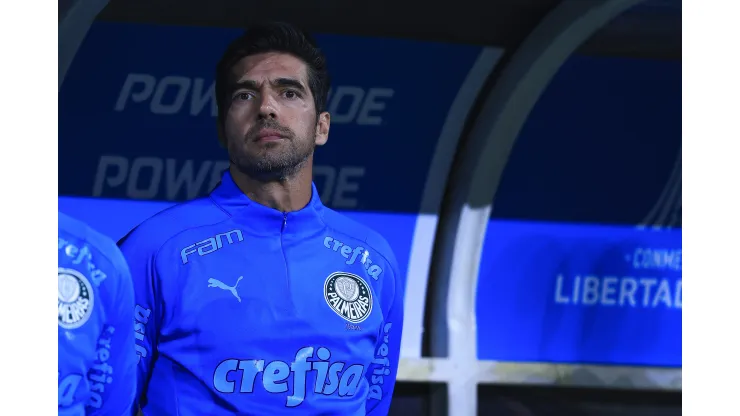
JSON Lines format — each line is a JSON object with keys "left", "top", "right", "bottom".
{"left": 207, "top": 276, "right": 244, "bottom": 302}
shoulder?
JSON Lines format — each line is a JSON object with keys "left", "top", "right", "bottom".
{"left": 117, "top": 196, "right": 230, "bottom": 257}
{"left": 59, "top": 212, "right": 128, "bottom": 278}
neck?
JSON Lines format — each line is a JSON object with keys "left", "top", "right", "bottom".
{"left": 229, "top": 161, "right": 314, "bottom": 213}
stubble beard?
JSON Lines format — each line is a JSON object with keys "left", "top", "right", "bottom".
{"left": 229, "top": 123, "right": 315, "bottom": 182}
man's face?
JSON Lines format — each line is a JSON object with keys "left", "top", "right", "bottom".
{"left": 222, "top": 52, "right": 330, "bottom": 181}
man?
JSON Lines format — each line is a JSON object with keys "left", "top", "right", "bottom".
{"left": 58, "top": 212, "right": 137, "bottom": 415}
{"left": 119, "top": 22, "right": 404, "bottom": 415}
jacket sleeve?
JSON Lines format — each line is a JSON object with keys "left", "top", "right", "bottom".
{"left": 118, "top": 229, "right": 163, "bottom": 414}
{"left": 87, "top": 247, "right": 138, "bottom": 416}
{"left": 365, "top": 250, "right": 405, "bottom": 416}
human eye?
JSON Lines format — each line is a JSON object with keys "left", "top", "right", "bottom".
{"left": 232, "top": 91, "right": 255, "bottom": 101}
{"left": 282, "top": 89, "right": 302, "bottom": 99}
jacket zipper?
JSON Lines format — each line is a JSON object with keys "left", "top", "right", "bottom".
{"left": 280, "top": 213, "right": 293, "bottom": 313}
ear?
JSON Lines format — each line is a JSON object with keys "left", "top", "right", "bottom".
{"left": 314, "top": 111, "right": 330, "bottom": 146}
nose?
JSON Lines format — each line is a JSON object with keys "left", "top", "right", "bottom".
{"left": 257, "top": 94, "right": 277, "bottom": 120}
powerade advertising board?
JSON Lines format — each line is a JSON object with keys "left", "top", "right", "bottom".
{"left": 58, "top": 22, "right": 490, "bottom": 361}
{"left": 476, "top": 55, "right": 682, "bottom": 367}
{"left": 58, "top": 21, "right": 485, "bottom": 284}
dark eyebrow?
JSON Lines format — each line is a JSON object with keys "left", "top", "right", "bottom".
{"left": 271, "top": 78, "right": 308, "bottom": 94}
{"left": 231, "top": 79, "right": 259, "bottom": 92}
{"left": 230, "top": 78, "right": 308, "bottom": 95}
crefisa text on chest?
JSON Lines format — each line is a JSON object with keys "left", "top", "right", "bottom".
{"left": 323, "top": 236, "right": 383, "bottom": 280}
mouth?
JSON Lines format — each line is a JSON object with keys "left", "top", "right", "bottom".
{"left": 254, "top": 129, "right": 286, "bottom": 142}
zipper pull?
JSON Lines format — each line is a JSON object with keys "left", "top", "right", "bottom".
{"left": 282, "top": 213, "right": 287, "bottom": 231}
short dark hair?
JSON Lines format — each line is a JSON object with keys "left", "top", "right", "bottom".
{"left": 215, "top": 21, "right": 331, "bottom": 125}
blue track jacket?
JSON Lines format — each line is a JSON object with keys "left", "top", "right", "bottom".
{"left": 58, "top": 212, "right": 138, "bottom": 416}
{"left": 119, "top": 171, "right": 405, "bottom": 415}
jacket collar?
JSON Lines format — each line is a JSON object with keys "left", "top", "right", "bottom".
{"left": 210, "top": 170, "right": 326, "bottom": 236}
